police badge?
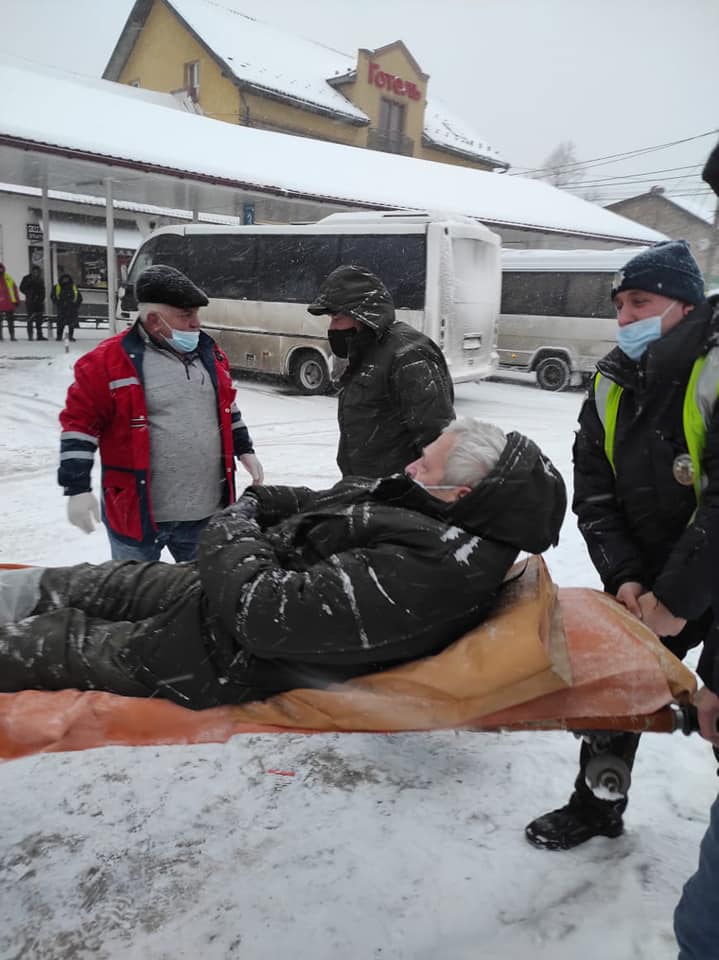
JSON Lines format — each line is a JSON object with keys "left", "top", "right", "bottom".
{"left": 672, "top": 454, "right": 695, "bottom": 486}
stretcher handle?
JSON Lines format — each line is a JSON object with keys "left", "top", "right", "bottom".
{"left": 672, "top": 704, "right": 699, "bottom": 735}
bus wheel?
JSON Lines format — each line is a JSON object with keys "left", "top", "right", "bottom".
{"left": 291, "top": 351, "right": 330, "bottom": 395}
{"left": 535, "top": 356, "right": 571, "bottom": 392}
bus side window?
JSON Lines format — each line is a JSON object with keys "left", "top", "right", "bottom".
{"left": 188, "top": 235, "right": 259, "bottom": 300}
{"left": 564, "top": 272, "right": 614, "bottom": 318}
{"left": 258, "top": 235, "right": 340, "bottom": 303}
{"left": 500, "top": 272, "right": 568, "bottom": 316}
{"left": 338, "top": 235, "right": 426, "bottom": 309}
{"left": 127, "top": 234, "right": 188, "bottom": 283}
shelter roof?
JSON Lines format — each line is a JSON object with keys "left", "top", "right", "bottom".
{"left": 1, "top": 59, "right": 665, "bottom": 244}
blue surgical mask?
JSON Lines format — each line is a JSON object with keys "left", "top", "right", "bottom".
{"left": 158, "top": 315, "right": 200, "bottom": 353}
{"left": 616, "top": 316, "right": 662, "bottom": 360}
{"left": 616, "top": 301, "right": 677, "bottom": 361}
{"left": 167, "top": 329, "right": 200, "bottom": 353}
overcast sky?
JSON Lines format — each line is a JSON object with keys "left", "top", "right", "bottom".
{"left": 3, "top": 0, "right": 717, "bottom": 217}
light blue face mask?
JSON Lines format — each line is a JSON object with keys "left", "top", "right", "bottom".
{"left": 616, "top": 315, "right": 662, "bottom": 360}
{"left": 167, "top": 328, "right": 200, "bottom": 353}
{"left": 616, "top": 301, "right": 677, "bottom": 360}
{"left": 158, "top": 315, "right": 200, "bottom": 353}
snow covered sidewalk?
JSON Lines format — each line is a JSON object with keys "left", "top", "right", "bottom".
{"left": 0, "top": 348, "right": 715, "bottom": 959}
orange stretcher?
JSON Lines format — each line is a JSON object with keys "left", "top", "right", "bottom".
{"left": 0, "top": 557, "right": 698, "bottom": 762}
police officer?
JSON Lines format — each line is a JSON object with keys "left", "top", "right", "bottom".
{"left": 525, "top": 240, "right": 719, "bottom": 850}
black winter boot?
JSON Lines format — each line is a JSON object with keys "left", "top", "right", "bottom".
{"left": 525, "top": 731, "right": 640, "bottom": 850}
{"left": 525, "top": 794, "right": 624, "bottom": 850}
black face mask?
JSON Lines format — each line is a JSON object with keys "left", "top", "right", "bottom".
{"left": 328, "top": 328, "right": 357, "bottom": 358}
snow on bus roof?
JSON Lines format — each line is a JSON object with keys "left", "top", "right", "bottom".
{"left": 2, "top": 59, "right": 665, "bottom": 245}
{"left": 501, "top": 247, "right": 650, "bottom": 271}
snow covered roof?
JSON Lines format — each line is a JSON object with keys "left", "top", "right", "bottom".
{"left": 108, "top": 0, "right": 507, "bottom": 164}
{"left": 502, "top": 246, "right": 649, "bottom": 271}
{"left": 607, "top": 190, "right": 717, "bottom": 229}
{"left": 423, "top": 98, "right": 507, "bottom": 168}
{"left": 0, "top": 60, "right": 665, "bottom": 245}
{"left": 661, "top": 193, "right": 717, "bottom": 226}
{"left": 150, "top": 0, "right": 368, "bottom": 122}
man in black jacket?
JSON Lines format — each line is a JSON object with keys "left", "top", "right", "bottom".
{"left": 308, "top": 264, "right": 456, "bottom": 477}
{"left": 19, "top": 265, "right": 46, "bottom": 341}
{"left": 526, "top": 240, "right": 719, "bottom": 852}
{"left": 672, "top": 139, "right": 719, "bottom": 960}
{"left": 0, "top": 418, "right": 566, "bottom": 709}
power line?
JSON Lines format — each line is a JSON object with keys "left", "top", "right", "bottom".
{"left": 563, "top": 172, "right": 708, "bottom": 189}
{"left": 511, "top": 129, "right": 719, "bottom": 177}
{"left": 561, "top": 162, "right": 703, "bottom": 185}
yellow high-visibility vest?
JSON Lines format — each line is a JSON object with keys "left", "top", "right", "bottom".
{"left": 594, "top": 347, "right": 719, "bottom": 504}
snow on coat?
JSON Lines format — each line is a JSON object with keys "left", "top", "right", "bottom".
{"left": 0, "top": 433, "right": 566, "bottom": 709}
{"left": 316, "top": 264, "right": 455, "bottom": 477}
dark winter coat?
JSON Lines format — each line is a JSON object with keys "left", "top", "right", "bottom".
{"left": 573, "top": 301, "right": 719, "bottom": 677}
{"left": 51, "top": 275, "right": 82, "bottom": 320}
{"left": 19, "top": 272, "right": 45, "bottom": 314}
{"left": 702, "top": 140, "right": 719, "bottom": 196}
{"left": 58, "top": 323, "right": 253, "bottom": 547}
{"left": 0, "top": 432, "right": 566, "bottom": 709}
{"left": 316, "top": 265, "right": 455, "bottom": 477}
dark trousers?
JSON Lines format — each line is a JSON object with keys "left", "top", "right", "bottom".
{"left": 56, "top": 317, "right": 77, "bottom": 341}
{"left": 0, "top": 561, "right": 252, "bottom": 709}
{"left": 26, "top": 311, "right": 45, "bottom": 340}
{"left": 0, "top": 311, "right": 16, "bottom": 340}
{"left": 570, "top": 611, "right": 715, "bottom": 818}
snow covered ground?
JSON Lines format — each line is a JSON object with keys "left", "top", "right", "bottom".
{"left": 0, "top": 333, "right": 714, "bottom": 959}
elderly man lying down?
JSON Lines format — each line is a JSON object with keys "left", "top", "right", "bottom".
{"left": 0, "top": 419, "right": 566, "bottom": 709}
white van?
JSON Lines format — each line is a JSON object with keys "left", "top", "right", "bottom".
{"left": 118, "top": 212, "right": 501, "bottom": 394}
{"left": 498, "top": 247, "right": 647, "bottom": 390}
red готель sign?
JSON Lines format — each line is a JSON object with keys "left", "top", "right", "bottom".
{"left": 368, "top": 62, "right": 421, "bottom": 100}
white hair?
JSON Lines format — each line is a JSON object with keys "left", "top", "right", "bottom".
{"left": 137, "top": 302, "right": 165, "bottom": 323}
{"left": 441, "top": 418, "right": 507, "bottom": 486}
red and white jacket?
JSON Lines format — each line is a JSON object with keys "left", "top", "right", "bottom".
{"left": 59, "top": 324, "right": 254, "bottom": 546}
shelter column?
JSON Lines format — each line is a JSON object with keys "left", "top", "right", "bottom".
{"left": 105, "top": 178, "right": 118, "bottom": 334}
{"left": 41, "top": 183, "right": 51, "bottom": 323}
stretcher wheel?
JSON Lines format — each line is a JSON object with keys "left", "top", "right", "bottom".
{"left": 584, "top": 754, "right": 632, "bottom": 798}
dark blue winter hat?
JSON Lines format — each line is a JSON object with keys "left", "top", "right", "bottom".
{"left": 135, "top": 265, "right": 208, "bottom": 308}
{"left": 611, "top": 240, "right": 705, "bottom": 305}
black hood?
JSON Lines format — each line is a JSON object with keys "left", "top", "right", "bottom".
{"left": 307, "top": 264, "right": 395, "bottom": 338}
{"left": 374, "top": 431, "right": 567, "bottom": 553}
{"left": 446, "top": 431, "right": 566, "bottom": 552}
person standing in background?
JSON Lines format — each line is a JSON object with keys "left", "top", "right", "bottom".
{"left": 51, "top": 273, "right": 82, "bottom": 341}
{"left": 20, "top": 265, "right": 46, "bottom": 341}
{"left": 307, "top": 264, "right": 455, "bottom": 478}
{"left": 0, "top": 262, "right": 20, "bottom": 341}
{"left": 58, "top": 264, "right": 264, "bottom": 562}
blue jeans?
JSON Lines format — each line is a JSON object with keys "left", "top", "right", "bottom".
{"left": 106, "top": 517, "right": 211, "bottom": 563}
{"left": 674, "top": 792, "right": 719, "bottom": 958}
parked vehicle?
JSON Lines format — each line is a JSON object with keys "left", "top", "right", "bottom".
{"left": 118, "top": 212, "right": 501, "bottom": 394}
{"left": 498, "top": 247, "right": 648, "bottom": 391}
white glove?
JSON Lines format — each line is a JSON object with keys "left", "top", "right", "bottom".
{"left": 67, "top": 492, "right": 100, "bottom": 534}
{"left": 239, "top": 452, "right": 264, "bottom": 485}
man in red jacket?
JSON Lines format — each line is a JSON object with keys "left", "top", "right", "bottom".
{"left": 58, "top": 265, "right": 264, "bottom": 561}
{"left": 0, "top": 262, "right": 20, "bottom": 341}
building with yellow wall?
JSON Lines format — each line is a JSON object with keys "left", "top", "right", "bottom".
{"left": 104, "top": 0, "right": 509, "bottom": 173}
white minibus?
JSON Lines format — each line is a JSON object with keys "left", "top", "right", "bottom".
{"left": 118, "top": 212, "right": 501, "bottom": 394}
{"left": 498, "top": 247, "right": 648, "bottom": 391}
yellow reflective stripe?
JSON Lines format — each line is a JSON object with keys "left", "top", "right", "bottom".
{"left": 594, "top": 372, "right": 623, "bottom": 473}
{"left": 3, "top": 273, "right": 17, "bottom": 304}
{"left": 684, "top": 357, "right": 707, "bottom": 504}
